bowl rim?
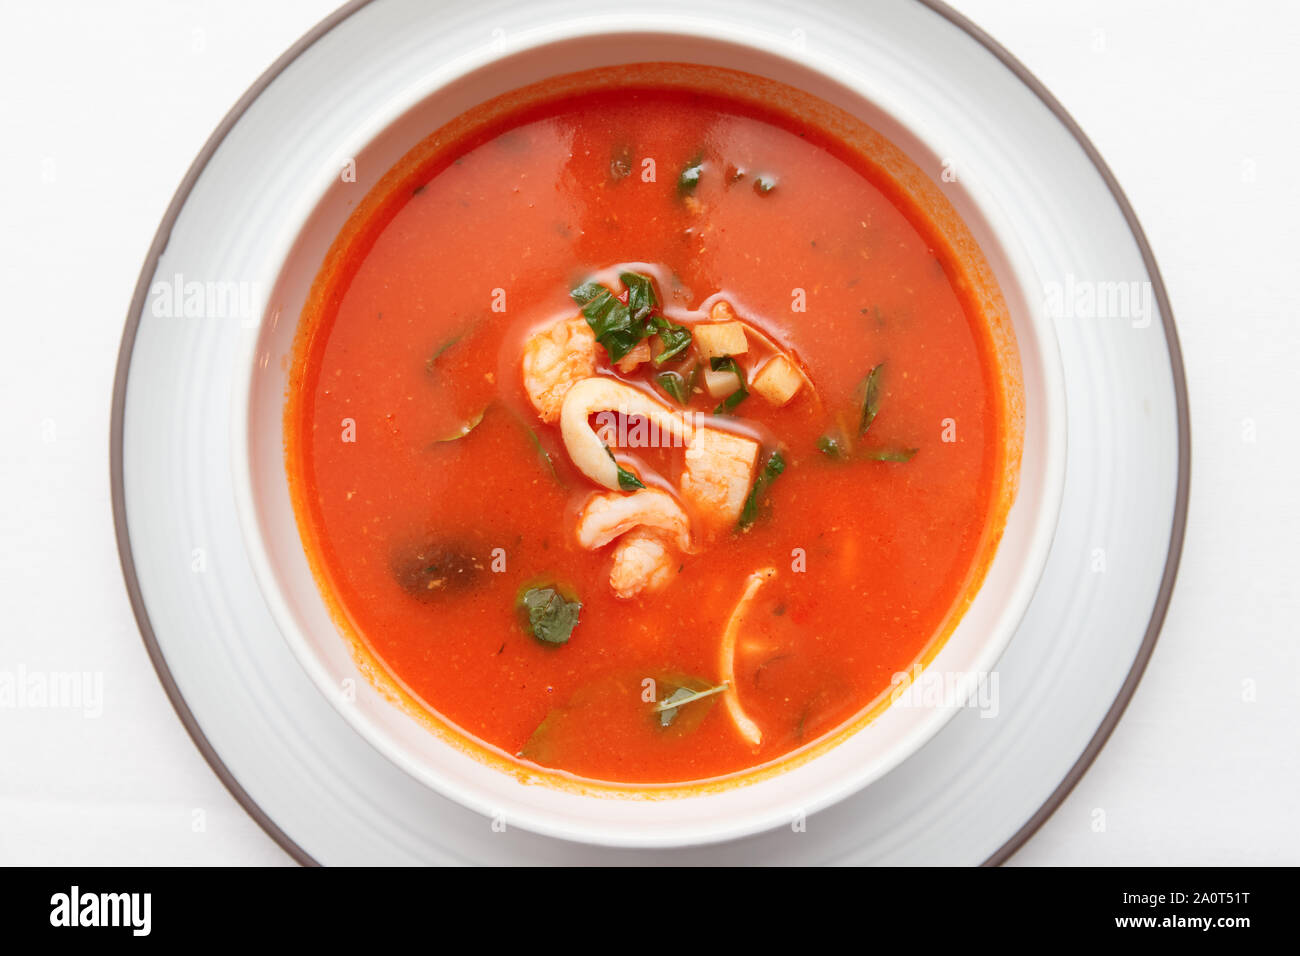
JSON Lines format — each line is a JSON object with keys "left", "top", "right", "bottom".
{"left": 110, "top": 0, "right": 1189, "bottom": 865}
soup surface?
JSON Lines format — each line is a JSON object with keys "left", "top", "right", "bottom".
{"left": 287, "top": 71, "right": 1015, "bottom": 787}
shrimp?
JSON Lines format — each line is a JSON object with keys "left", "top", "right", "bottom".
{"left": 559, "top": 377, "right": 692, "bottom": 490}
{"left": 521, "top": 316, "right": 596, "bottom": 423}
{"left": 718, "top": 567, "right": 776, "bottom": 747}
{"left": 573, "top": 489, "right": 691, "bottom": 552}
{"left": 608, "top": 531, "right": 677, "bottom": 599}
{"left": 680, "top": 426, "right": 760, "bottom": 534}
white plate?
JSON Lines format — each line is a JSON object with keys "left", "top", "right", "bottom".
{"left": 112, "top": 0, "right": 1188, "bottom": 865}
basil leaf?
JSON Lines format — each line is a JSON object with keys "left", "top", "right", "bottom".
{"left": 572, "top": 281, "right": 650, "bottom": 363}
{"left": 858, "top": 363, "right": 885, "bottom": 435}
{"left": 861, "top": 446, "right": 918, "bottom": 462}
{"left": 678, "top": 153, "right": 705, "bottom": 196}
{"left": 519, "top": 586, "right": 582, "bottom": 646}
{"left": 655, "top": 681, "right": 728, "bottom": 728}
{"left": 570, "top": 282, "right": 606, "bottom": 306}
{"left": 523, "top": 424, "right": 562, "bottom": 485}
{"left": 710, "top": 356, "right": 749, "bottom": 415}
{"left": 649, "top": 315, "right": 692, "bottom": 366}
{"left": 604, "top": 444, "right": 645, "bottom": 490}
{"left": 738, "top": 449, "right": 786, "bottom": 530}
{"left": 657, "top": 370, "right": 689, "bottom": 405}
{"left": 619, "top": 271, "right": 659, "bottom": 322}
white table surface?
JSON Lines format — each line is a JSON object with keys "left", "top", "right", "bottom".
{"left": 1, "top": 0, "right": 1295, "bottom": 866}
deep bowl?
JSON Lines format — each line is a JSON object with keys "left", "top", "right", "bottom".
{"left": 234, "top": 23, "right": 1066, "bottom": 847}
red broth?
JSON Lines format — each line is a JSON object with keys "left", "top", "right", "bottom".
{"left": 286, "top": 71, "right": 1018, "bottom": 787}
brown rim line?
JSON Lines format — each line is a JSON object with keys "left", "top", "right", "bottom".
{"left": 110, "top": 0, "right": 1189, "bottom": 868}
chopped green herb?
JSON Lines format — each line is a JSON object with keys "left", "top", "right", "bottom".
{"left": 431, "top": 405, "right": 487, "bottom": 443}
{"left": 815, "top": 434, "right": 848, "bottom": 459}
{"left": 519, "top": 586, "right": 582, "bottom": 646}
{"left": 604, "top": 444, "right": 645, "bottom": 490}
{"left": 648, "top": 315, "right": 692, "bottom": 365}
{"left": 425, "top": 335, "right": 461, "bottom": 371}
{"left": 738, "top": 450, "right": 786, "bottom": 530}
{"left": 523, "top": 424, "right": 562, "bottom": 484}
{"left": 710, "top": 356, "right": 749, "bottom": 414}
{"left": 656, "top": 364, "right": 698, "bottom": 406}
{"left": 753, "top": 175, "right": 778, "bottom": 195}
{"left": 570, "top": 282, "right": 606, "bottom": 306}
{"left": 571, "top": 280, "right": 652, "bottom": 363}
{"left": 677, "top": 153, "right": 705, "bottom": 196}
{"left": 858, "top": 363, "right": 885, "bottom": 435}
{"left": 860, "top": 446, "right": 918, "bottom": 462}
{"left": 655, "top": 681, "right": 729, "bottom": 728}
{"left": 619, "top": 271, "right": 658, "bottom": 322}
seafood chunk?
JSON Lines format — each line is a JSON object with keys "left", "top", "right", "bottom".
{"left": 521, "top": 316, "right": 596, "bottom": 422}
{"left": 680, "top": 427, "right": 759, "bottom": 531}
{"left": 608, "top": 531, "right": 677, "bottom": 599}
{"left": 615, "top": 340, "right": 652, "bottom": 374}
{"left": 560, "top": 377, "right": 691, "bottom": 490}
{"left": 718, "top": 567, "right": 777, "bottom": 746}
{"left": 574, "top": 489, "right": 692, "bottom": 552}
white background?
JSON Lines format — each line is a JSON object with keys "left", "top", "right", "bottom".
{"left": 1, "top": 0, "right": 1296, "bottom": 865}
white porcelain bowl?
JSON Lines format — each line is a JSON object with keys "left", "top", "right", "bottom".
{"left": 233, "top": 24, "right": 1066, "bottom": 848}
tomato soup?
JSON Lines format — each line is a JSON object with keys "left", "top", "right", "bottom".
{"left": 286, "top": 65, "right": 1019, "bottom": 788}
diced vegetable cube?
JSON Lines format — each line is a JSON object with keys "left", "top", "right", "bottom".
{"left": 694, "top": 321, "right": 748, "bottom": 359}
{"left": 750, "top": 355, "right": 803, "bottom": 406}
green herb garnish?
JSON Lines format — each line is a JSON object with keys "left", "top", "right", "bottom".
{"left": 815, "top": 434, "right": 847, "bottom": 459}
{"left": 710, "top": 356, "right": 749, "bottom": 414}
{"left": 648, "top": 315, "right": 692, "bottom": 365}
{"left": 619, "top": 271, "right": 658, "bottom": 322}
{"left": 656, "top": 364, "right": 698, "bottom": 406}
{"left": 655, "top": 681, "right": 729, "bottom": 728}
{"left": 678, "top": 153, "right": 705, "bottom": 196}
{"left": 604, "top": 444, "right": 645, "bottom": 490}
{"left": 571, "top": 279, "right": 653, "bottom": 363}
{"left": 753, "top": 175, "right": 777, "bottom": 195}
{"left": 858, "top": 363, "right": 885, "bottom": 435}
{"left": 861, "top": 446, "right": 918, "bottom": 462}
{"left": 519, "top": 586, "right": 582, "bottom": 646}
{"left": 523, "top": 424, "right": 562, "bottom": 484}
{"left": 738, "top": 449, "right": 786, "bottom": 530}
